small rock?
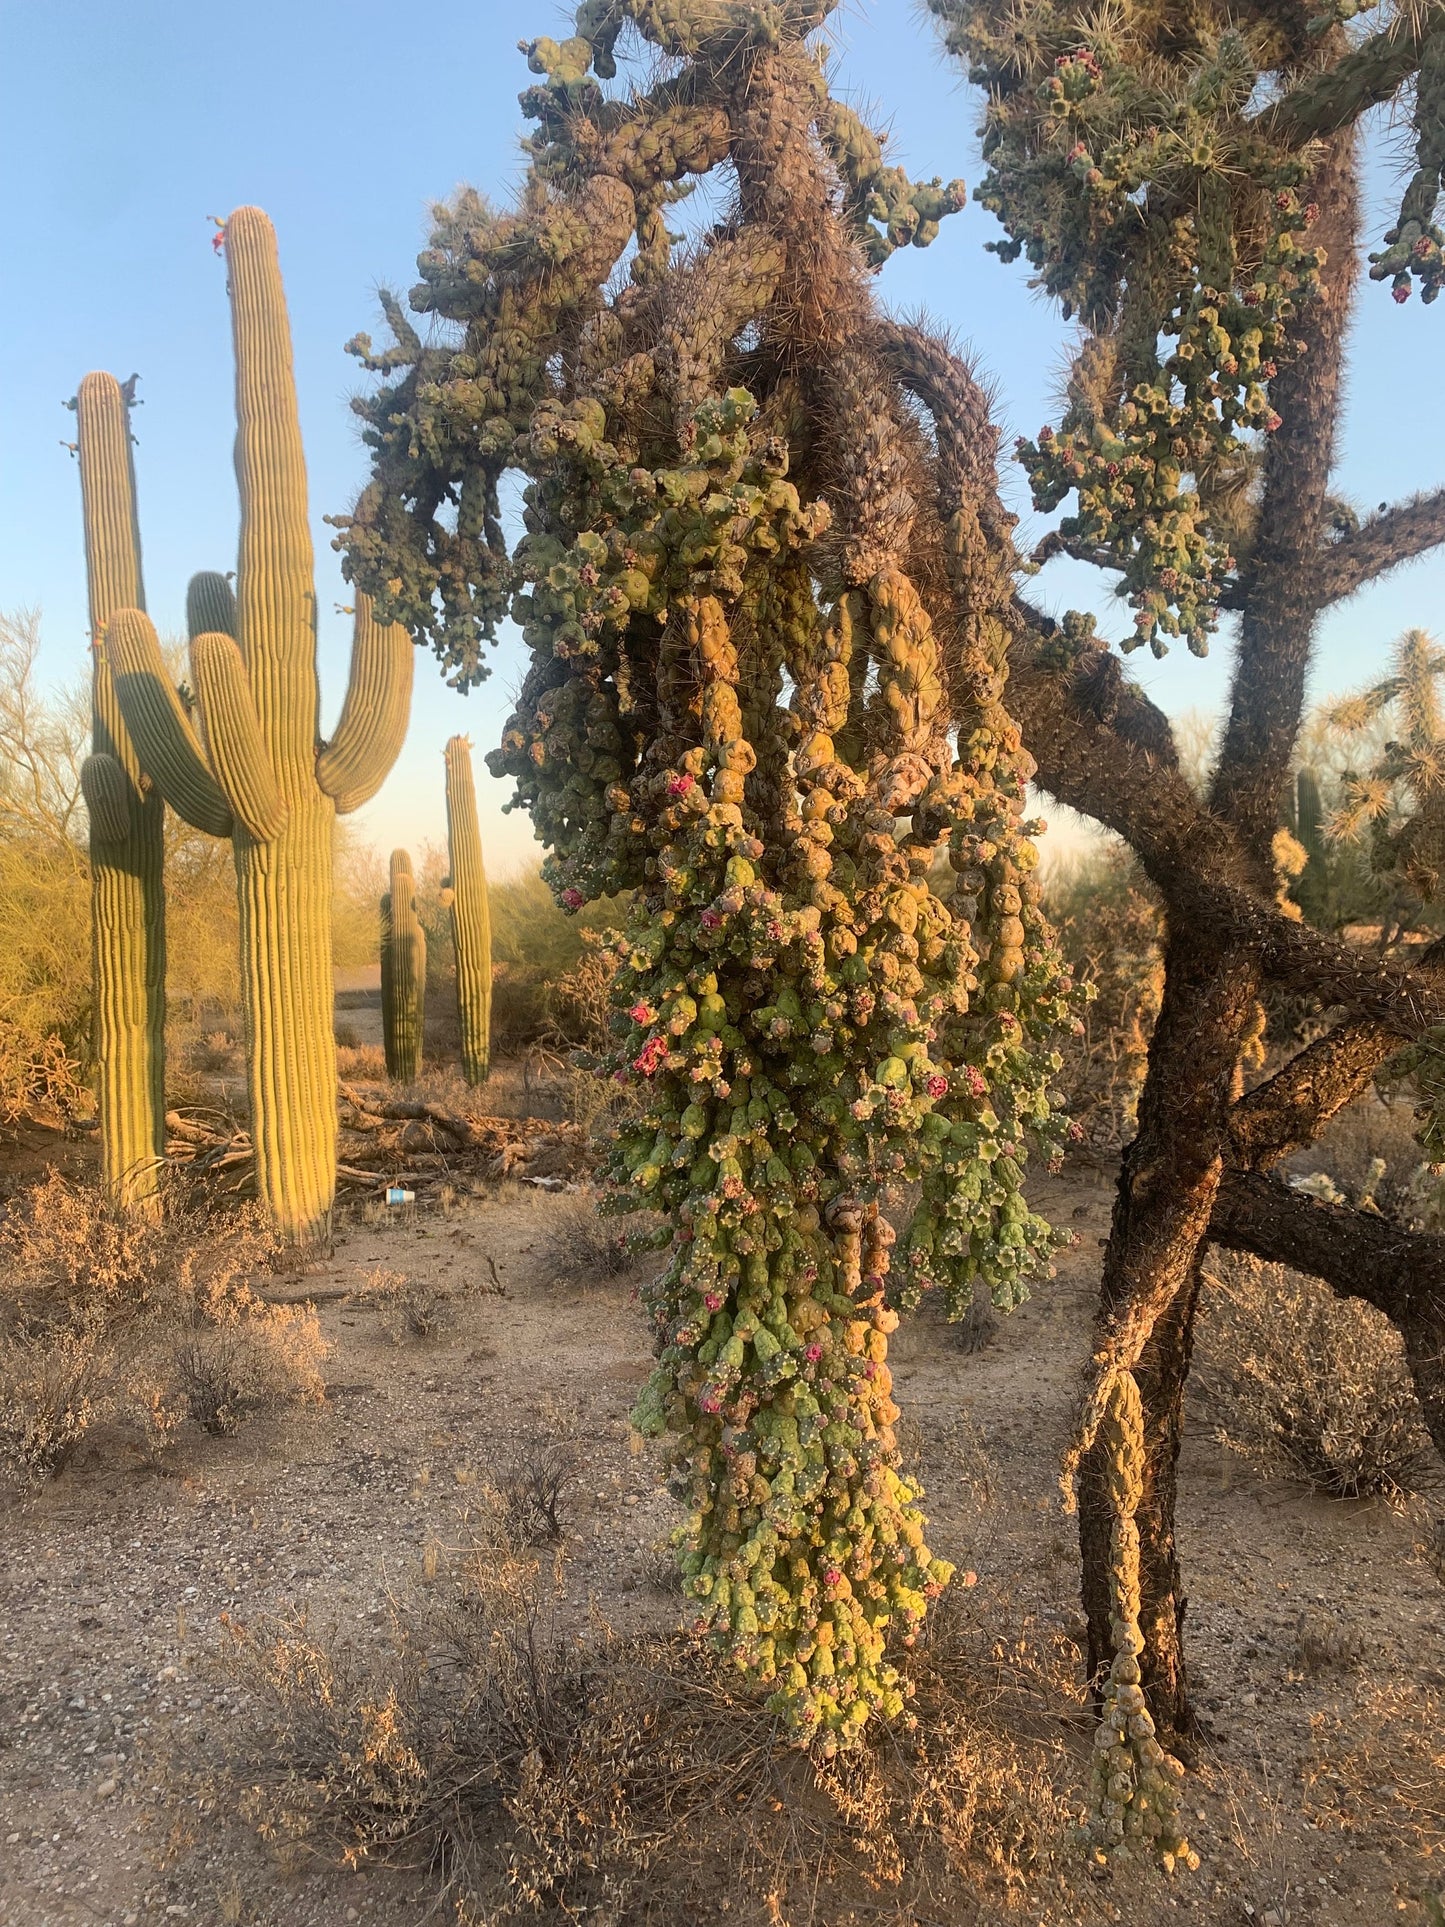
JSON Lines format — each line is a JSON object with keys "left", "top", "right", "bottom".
{"left": 96, "top": 1777, "right": 117, "bottom": 1799}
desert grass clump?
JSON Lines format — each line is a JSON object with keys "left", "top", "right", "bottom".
{"left": 210, "top": 1493, "right": 1080, "bottom": 1923}
{"left": 1198, "top": 1253, "right": 1437, "bottom": 1501}
{"left": 0, "top": 1172, "right": 326, "bottom": 1488}
{"left": 1303, "top": 1675, "right": 1445, "bottom": 1871}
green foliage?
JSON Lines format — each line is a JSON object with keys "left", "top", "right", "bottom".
{"left": 343, "top": 2, "right": 1075, "bottom": 1744}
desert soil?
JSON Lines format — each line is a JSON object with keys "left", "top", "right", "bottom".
{"left": 1, "top": 1149, "right": 1442, "bottom": 1927}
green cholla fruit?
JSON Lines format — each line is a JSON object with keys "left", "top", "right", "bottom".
{"left": 74, "top": 371, "right": 166, "bottom": 1217}
{"left": 443, "top": 735, "right": 492, "bottom": 1085}
{"left": 381, "top": 849, "right": 426, "bottom": 1082}
{"left": 104, "top": 207, "right": 413, "bottom": 1245}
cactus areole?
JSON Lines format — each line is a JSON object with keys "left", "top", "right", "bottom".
{"left": 339, "top": 6, "right": 1075, "bottom": 1743}
{"left": 104, "top": 208, "right": 413, "bottom": 1246}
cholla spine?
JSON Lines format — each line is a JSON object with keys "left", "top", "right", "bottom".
{"left": 74, "top": 372, "right": 167, "bottom": 1216}
{"left": 443, "top": 735, "right": 492, "bottom": 1085}
{"left": 102, "top": 207, "right": 413, "bottom": 1245}
{"left": 381, "top": 849, "right": 426, "bottom": 1081}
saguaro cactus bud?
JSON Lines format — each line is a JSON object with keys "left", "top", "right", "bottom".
{"left": 381, "top": 850, "right": 426, "bottom": 1081}
{"left": 443, "top": 735, "right": 492, "bottom": 1085}
{"left": 104, "top": 208, "right": 413, "bottom": 1244}
{"left": 74, "top": 372, "right": 166, "bottom": 1217}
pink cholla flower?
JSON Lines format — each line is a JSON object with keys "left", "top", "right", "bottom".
{"left": 667, "top": 772, "right": 695, "bottom": 798}
{"left": 629, "top": 1002, "right": 653, "bottom": 1024}
{"left": 634, "top": 1035, "right": 667, "bottom": 1076}
{"left": 963, "top": 1065, "right": 988, "bottom": 1099}
{"left": 561, "top": 887, "right": 584, "bottom": 910}
{"left": 699, "top": 909, "right": 723, "bottom": 931}
{"left": 823, "top": 1567, "right": 842, "bottom": 1589}
{"left": 926, "top": 1073, "right": 949, "bottom": 1100}
{"left": 804, "top": 1343, "right": 823, "bottom": 1363}
{"left": 698, "top": 1389, "right": 722, "bottom": 1416}
{"left": 1263, "top": 410, "right": 1282, "bottom": 432}
{"left": 704, "top": 1292, "right": 723, "bottom": 1312}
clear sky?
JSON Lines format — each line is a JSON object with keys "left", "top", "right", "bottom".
{"left": 3, "top": 1, "right": 1442, "bottom": 876}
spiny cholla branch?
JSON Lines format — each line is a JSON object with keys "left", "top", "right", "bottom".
{"left": 1314, "top": 488, "right": 1445, "bottom": 605}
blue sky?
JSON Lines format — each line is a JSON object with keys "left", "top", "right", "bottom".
{"left": 3, "top": 0, "right": 1442, "bottom": 874}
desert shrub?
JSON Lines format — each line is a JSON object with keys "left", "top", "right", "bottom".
{"left": 534, "top": 1190, "right": 648, "bottom": 1286}
{"left": 0, "top": 1173, "right": 327, "bottom": 1488}
{"left": 211, "top": 1498, "right": 1078, "bottom": 1923}
{"left": 1197, "top": 1253, "right": 1437, "bottom": 1500}
{"left": 1043, "top": 849, "right": 1163, "bottom": 1149}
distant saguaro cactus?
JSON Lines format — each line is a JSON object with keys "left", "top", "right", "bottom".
{"left": 381, "top": 850, "right": 426, "bottom": 1081}
{"left": 73, "top": 372, "right": 166, "bottom": 1217}
{"left": 104, "top": 207, "right": 413, "bottom": 1244}
{"left": 443, "top": 736, "right": 492, "bottom": 1085}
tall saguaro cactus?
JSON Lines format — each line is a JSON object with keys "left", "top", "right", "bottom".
{"left": 105, "top": 207, "right": 413, "bottom": 1244}
{"left": 381, "top": 849, "right": 426, "bottom": 1081}
{"left": 442, "top": 736, "right": 492, "bottom": 1086}
{"left": 74, "top": 372, "right": 166, "bottom": 1217}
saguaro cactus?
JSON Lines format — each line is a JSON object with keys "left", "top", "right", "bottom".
{"left": 381, "top": 849, "right": 426, "bottom": 1081}
{"left": 104, "top": 207, "right": 413, "bottom": 1244}
{"left": 74, "top": 372, "right": 166, "bottom": 1217}
{"left": 442, "top": 736, "right": 492, "bottom": 1085}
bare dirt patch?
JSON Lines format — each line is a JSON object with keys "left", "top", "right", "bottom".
{"left": 1, "top": 1166, "right": 1441, "bottom": 1926}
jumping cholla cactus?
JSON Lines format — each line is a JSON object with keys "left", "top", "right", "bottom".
{"left": 72, "top": 373, "right": 166, "bottom": 1216}
{"left": 337, "top": 3, "right": 1075, "bottom": 1744}
{"left": 103, "top": 207, "right": 413, "bottom": 1244}
{"left": 928, "top": 0, "right": 1351, "bottom": 654}
{"left": 381, "top": 849, "right": 426, "bottom": 1082}
{"left": 442, "top": 735, "right": 492, "bottom": 1086}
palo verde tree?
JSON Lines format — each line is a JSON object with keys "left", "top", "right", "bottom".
{"left": 338, "top": 1, "right": 1081, "bottom": 1757}
{"left": 926, "top": 0, "right": 1445, "bottom": 1783}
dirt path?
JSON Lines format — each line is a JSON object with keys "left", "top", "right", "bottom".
{"left": 1, "top": 1168, "right": 1441, "bottom": 1926}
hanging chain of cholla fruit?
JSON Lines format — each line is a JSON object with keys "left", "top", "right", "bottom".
{"left": 338, "top": 0, "right": 1075, "bottom": 1745}
{"left": 1082, "top": 1372, "right": 1197, "bottom": 1870}
{"left": 929, "top": 0, "right": 1338, "bottom": 655}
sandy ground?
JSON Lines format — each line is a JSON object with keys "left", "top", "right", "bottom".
{"left": 1, "top": 1158, "right": 1442, "bottom": 1927}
